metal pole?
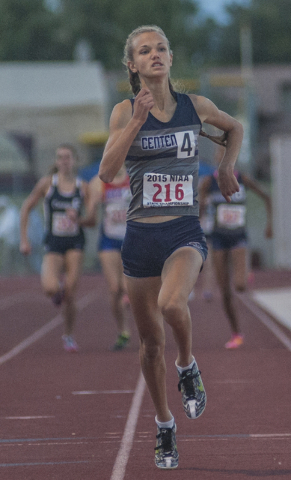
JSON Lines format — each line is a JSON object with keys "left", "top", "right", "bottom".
{"left": 239, "top": 24, "right": 256, "bottom": 176}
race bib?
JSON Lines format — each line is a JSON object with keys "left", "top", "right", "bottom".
{"left": 143, "top": 173, "right": 193, "bottom": 207}
{"left": 217, "top": 204, "right": 246, "bottom": 229}
{"left": 103, "top": 204, "right": 127, "bottom": 239}
{"left": 52, "top": 212, "right": 79, "bottom": 236}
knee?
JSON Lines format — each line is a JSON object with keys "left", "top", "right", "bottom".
{"left": 159, "top": 297, "right": 185, "bottom": 327}
{"left": 41, "top": 280, "right": 59, "bottom": 297}
{"left": 140, "top": 336, "right": 165, "bottom": 363}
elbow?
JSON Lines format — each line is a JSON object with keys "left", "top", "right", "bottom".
{"left": 235, "top": 119, "right": 244, "bottom": 138}
{"left": 226, "top": 120, "right": 244, "bottom": 147}
{"left": 98, "top": 162, "right": 117, "bottom": 183}
{"left": 228, "top": 119, "right": 244, "bottom": 137}
{"left": 98, "top": 170, "right": 114, "bottom": 184}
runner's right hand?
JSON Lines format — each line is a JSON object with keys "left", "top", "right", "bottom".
{"left": 133, "top": 88, "right": 155, "bottom": 124}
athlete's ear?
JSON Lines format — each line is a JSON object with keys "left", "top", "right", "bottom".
{"left": 169, "top": 52, "right": 173, "bottom": 67}
{"left": 128, "top": 61, "right": 138, "bottom": 74}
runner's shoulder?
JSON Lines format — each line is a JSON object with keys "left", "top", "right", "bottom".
{"left": 110, "top": 99, "right": 132, "bottom": 129}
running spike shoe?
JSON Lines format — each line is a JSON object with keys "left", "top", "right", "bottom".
{"left": 154, "top": 424, "right": 179, "bottom": 469}
{"left": 225, "top": 333, "right": 244, "bottom": 349}
{"left": 62, "top": 335, "right": 79, "bottom": 353}
{"left": 111, "top": 332, "right": 130, "bottom": 351}
{"left": 176, "top": 360, "right": 206, "bottom": 419}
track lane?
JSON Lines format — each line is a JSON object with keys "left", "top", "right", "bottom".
{"left": 0, "top": 271, "right": 290, "bottom": 479}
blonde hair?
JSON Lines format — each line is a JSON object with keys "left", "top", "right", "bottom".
{"left": 122, "top": 25, "right": 175, "bottom": 97}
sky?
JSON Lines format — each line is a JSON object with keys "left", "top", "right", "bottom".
{"left": 197, "top": 0, "right": 251, "bottom": 24}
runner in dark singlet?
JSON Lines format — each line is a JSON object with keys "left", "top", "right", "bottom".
{"left": 20, "top": 144, "right": 91, "bottom": 352}
{"left": 200, "top": 146, "right": 272, "bottom": 349}
{"left": 98, "top": 25, "right": 243, "bottom": 469}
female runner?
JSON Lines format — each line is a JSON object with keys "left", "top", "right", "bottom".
{"left": 98, "top": 25, "right": 243, "bottom": 469}
{"left": 86, "top": 166, "right": 132, "bottom": 350}
{"left": 199, "top": 146, "right": 272, "bottom": 348}
{"left": 20, "top": 144, "right": 90, "bottom": 353}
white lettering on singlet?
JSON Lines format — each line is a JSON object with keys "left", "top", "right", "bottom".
{"left": 141, "top": 134, "right": 177, "bottom": 150}
{"left": 141, "top": 131, "right": 197, "bottom": 158}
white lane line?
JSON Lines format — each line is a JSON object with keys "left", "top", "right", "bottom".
{"left": 214, "top": 380, "right": 256, "bottom": 384}
{"left": 252, "top": 288, "right": 291, "bottom": 331}
{"left": 72, "top": 390, "right": 134, "bottom": 395}
{"left": 251, "top": 433, "right": 291, "bottom": 438}
{"left": 0, "top": 291, "right": 96, "bottom": 367}
{"left": 110, "top": 371, "right": 146, "bottom": 480}
{"left": 5, "top": 416, "right": 55, "bottom": 420}
{"left": 236, "top": 292, "right": 291, "bottom": 352}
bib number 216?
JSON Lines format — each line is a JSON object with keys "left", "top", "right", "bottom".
{"left": 143, "top": 173, "right": 193, "bottom": 207}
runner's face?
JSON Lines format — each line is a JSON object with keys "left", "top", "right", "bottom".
{"left": 55, "top": 148, "right": 75, "bottom": 173}
{"left": 129, "top": 32, "right": 172, "bottom": 80}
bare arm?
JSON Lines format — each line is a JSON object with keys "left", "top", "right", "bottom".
{"left": 192, "top": 95, "right": 244, "bottom": 202}
{"left": 98, "top": 88, "right": 155, "bottom": 183}
{"left": 77, "top": 176, "right": 104, "bottom": 227}
{"left": 241, "top": 174, "right": 273, "bottom": 238}
{"left": 20, "top": 176, "right": 51, "bottom": 255}
{"left": 66, "top": 180, "right": 97, "bottom": 228}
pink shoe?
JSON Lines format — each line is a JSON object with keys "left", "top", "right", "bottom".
{"left": 62, "top": 335, "right": 79, "bottom": 353}
{"left": 225, "top": 334, "right": 244, "bottom": 349}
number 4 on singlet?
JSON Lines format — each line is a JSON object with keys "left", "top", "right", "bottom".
{"left": 176, "top": 131, "right": 196, "bottom": 158}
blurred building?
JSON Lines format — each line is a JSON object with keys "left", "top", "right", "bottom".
{"left": 204, "top": 64, "right": 291, "bottom": 179}
{"left": 0, "top": 132, "right": 35, "bottom": 193}
{"left": 202, "top": 65, "right": 291, "bottom": 269}
{"left": 0, "top": 62, "right": 109, "bottom": 177}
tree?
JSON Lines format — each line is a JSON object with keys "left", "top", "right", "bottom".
{"left": 251, "top": 0, "right": 291, "bottom": 64}
{"left": 0, "top": 0, "right": 71, "bottom": 61}
{"left": 200, "top": 0, "right": 291, "bottom": 66}
{"left": 1, "top": 0, "right": 290, "bottom": 69}
{"left": 58, "top": 0, "right": 200, "bottom": 72}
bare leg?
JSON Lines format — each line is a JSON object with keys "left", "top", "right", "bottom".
{"left": 159, "top": 247, "right": 203, "bottom": 367}
{"left": 212, "top": 249, "right": 240, "bottom": 334}
{"left": 125, "top": 247, "right": 203, "bottom": 422}
{"left": 41, "top": 253, "right": 64, "bottom": 297}
{"left": 231, "top": 247, "right": 247, "bottom": 292}
{"left": 62, "top": 249, "right": 83, "bottom": 336}
{"left": 125, "top": 275, "right": 172, "bottom": 422}
{"left": 99, "top": 249, "right": 130, "bottom": 335}
{"left": 201, "top": 241, "right": 214, "bottom": 299}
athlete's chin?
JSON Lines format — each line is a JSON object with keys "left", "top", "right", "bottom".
{"left": 145, "top": 70, "right": 168, "bottom": 80}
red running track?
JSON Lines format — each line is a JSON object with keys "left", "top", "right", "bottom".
{"left": 0, "top": 270, "right": 291, "bottom": 480}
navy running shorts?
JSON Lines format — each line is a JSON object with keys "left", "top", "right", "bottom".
{"left": 98, "top": 233, "right": 123, "bottom": 252}
{"left": 122, "top": 215, "right": 208, "bottom": 278}
{"left": 44, "top": 232, "right": 85, "bottom": 255}
{"left": 211, "top": 231, "right": 247, "bottom": 251}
